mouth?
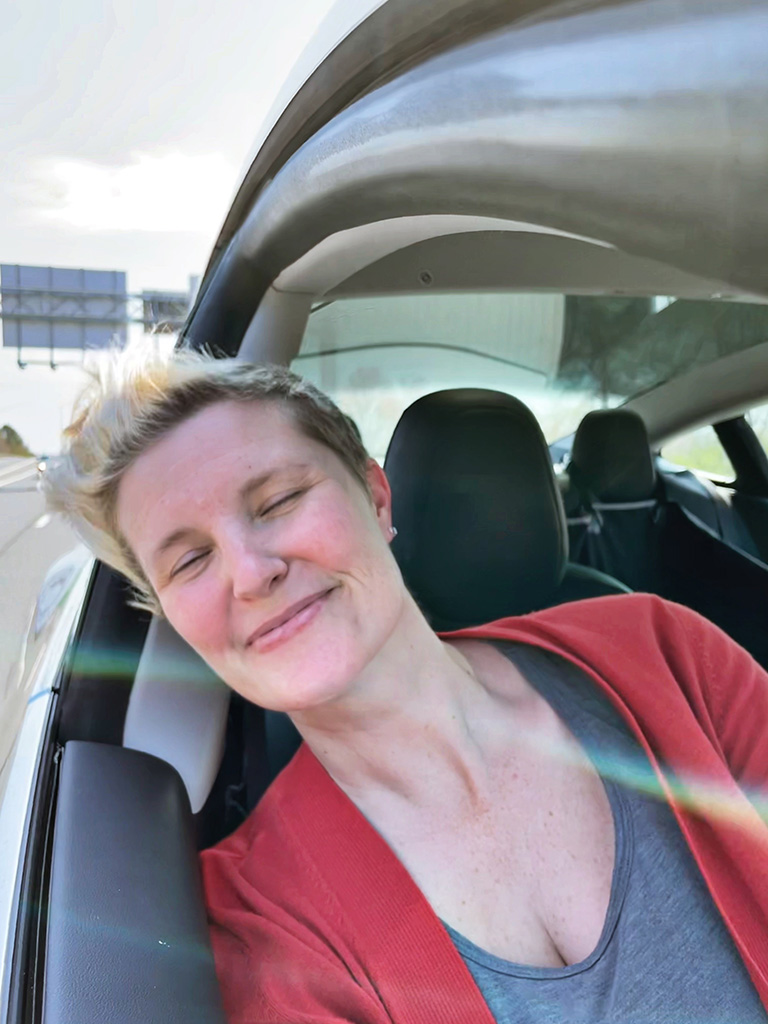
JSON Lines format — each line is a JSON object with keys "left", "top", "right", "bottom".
{"left": 246, "top": 587, "right": 336, "bottom": 653}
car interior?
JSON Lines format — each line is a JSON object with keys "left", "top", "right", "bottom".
{"left": 12, "top": 232, "right": 766, "bottom": 1024}
{"left": 36, "top": 358, "right": 768, "bottom": 1024}
{"left": 22, "top": 246, "right": 768, "bottom": 1024}
{"left": 6, "top": 2, "right": 768, "bottom": 1021}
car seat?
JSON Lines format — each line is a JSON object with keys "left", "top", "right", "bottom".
{"left": 384, "top": 388, "right": 630, "bottom": 631}
{"left": 566, "top": 408, "right": 664, "bottom": 592}
{"left": 566, "top": 408, "right": 768, "bottom": 668}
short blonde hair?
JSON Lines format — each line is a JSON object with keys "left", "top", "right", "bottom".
{"left": 44, "top": 344, "right": 369, "bottom": 615}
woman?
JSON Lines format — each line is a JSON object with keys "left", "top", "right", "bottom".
{"left": 47, "top": 346, "right": 768, "bottom": 1024}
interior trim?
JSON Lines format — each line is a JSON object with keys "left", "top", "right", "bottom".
{"left": 272, "top": 216, "right": 613, "bottom": 295}
{"left": 45, "top": 742, "right": 225, "bottom": 1024}
{"left": 627, "top": 341, "right": 768, "bottom": 446}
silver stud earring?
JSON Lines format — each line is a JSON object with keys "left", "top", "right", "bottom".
{"left": 390, "top": 526, "right": 398, "bottom": 538}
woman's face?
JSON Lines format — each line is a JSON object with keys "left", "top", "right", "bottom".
{"left": 116, "top": 399, "right": 406, "bottom": 711}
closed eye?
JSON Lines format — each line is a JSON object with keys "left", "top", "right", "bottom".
{"left": 261, "top": 489, "right": 304, "bottom": 516}
{"left": 169, "top": 549, "right": 209, "bottom": 579}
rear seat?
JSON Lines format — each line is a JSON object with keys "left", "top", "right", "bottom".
{"left": 565, "top": 408, "right": 768, "bottom": 668}
{"left": 662, "top": 459, "right": 762, "bottom": 558}
{"left": 566, "top": 409, "right": 662, "bottom": 592}
{"left": 567, "top": 409, "right": 763, "bottom": 576}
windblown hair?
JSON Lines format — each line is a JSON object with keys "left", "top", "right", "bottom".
{"left": 44, "top": 343, "right": 370, "bottom": 615}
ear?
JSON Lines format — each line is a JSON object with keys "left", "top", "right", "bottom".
{"left": 365, "top": 459, "right": 393, "bottom": 538}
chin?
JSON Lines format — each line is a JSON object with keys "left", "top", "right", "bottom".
{"left": 236, "top": 642, "right": 368, "bottom": 714}
{"left": 250, "top": 673, "right": 356, "bottom": 715}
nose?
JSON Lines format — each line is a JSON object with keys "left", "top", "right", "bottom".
{"left": 224, "top": 532, "right": 288, "bottom": 601}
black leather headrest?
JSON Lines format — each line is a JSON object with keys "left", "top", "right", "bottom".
{"left": 569, "top": 409, "right": 656, "bottom": 502}
{"left": 384, "top": 389, "right": 567, "bottom": 629}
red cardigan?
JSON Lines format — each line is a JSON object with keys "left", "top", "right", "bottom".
{"left": 200, "top": 594, "right": 768, "bottom": 1024}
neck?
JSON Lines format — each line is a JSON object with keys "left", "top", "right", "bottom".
{"left": 289, "top": 597, "right": 504, "bottom": 808}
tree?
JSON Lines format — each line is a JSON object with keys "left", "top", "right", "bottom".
{"left": 0, "top": 425, "right": 33, "bottom": 457}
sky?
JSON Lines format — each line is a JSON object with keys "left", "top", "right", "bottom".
{"left": 0, "top": 0, "right": 343, "bottom": 451}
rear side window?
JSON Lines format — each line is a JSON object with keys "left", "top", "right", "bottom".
{"left": 746, "top": 400, "right": 768, "bottom": 452}
{"left": 662, "top": 425, "right": 734, "bottom": 479}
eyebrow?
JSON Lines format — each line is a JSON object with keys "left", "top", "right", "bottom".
{"left": 150, "top": 526, "right": 200, "bottom": 570}
{"left": 149, "top": 465, "right": 312, "bottom": 568}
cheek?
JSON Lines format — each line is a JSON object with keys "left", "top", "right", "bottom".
{"left": 294, "top": 488, "right": 384, "bottom": 568}
{"left": 298, "top": 497, "right": 403, "bottom": 632}
{"left": 162, "top": 579, "right": 229, "bottom": 660}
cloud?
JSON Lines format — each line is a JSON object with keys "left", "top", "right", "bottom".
{"left": 34, "top": 152, "right": 236, "bottom": 234}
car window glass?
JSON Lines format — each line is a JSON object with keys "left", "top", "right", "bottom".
{"left": 661, "top": 426, "right": 734, "bottom": 479}
{"left": 746, "top": 400, "right": 768, "bottom": 452}
{"left": 293, "top": 293, "right": 767, "bottom": 461}
{"left": 294, "top": 293, "right": 615, "bottom": 460}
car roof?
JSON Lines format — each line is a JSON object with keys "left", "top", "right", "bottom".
{"left": 183, "top": 0, "right": 768, "bottom": 442}
{"left": 200, "top": 0, "right": 523, "bottom": 287}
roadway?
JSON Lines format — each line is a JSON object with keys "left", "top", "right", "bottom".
{"left": 0, "top": 457, "right": 78, "bottom": 775}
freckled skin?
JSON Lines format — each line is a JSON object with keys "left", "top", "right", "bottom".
{"left": 377, "top": 700, "right": 616, "bottom": 968}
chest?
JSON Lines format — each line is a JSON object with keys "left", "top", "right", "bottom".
{"left": 379, "top": 734, "right": 616, "bottom": 968}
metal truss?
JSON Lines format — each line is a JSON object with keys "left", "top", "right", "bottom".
{"left": 0, "top": 287, "right": 189, "bottom": 368}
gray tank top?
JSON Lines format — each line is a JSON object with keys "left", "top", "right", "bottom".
{"left": 445, "top": 643, "right": 766, "bottom": 1024}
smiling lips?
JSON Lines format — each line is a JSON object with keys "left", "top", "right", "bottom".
{"left": 246, "top": 588, "right": 335, "bottom": 652}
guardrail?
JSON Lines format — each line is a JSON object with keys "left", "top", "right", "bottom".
{"left": 0, "top": 459, "right": 38, "bottom": 490}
